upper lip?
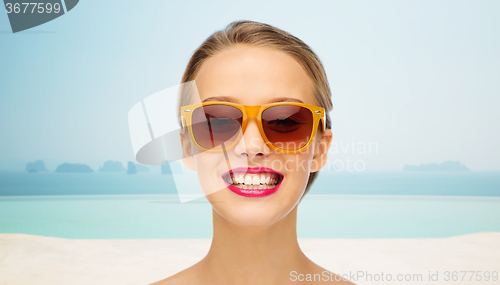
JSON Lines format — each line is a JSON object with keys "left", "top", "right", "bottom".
{"left": 222, "top": 166, "right": 283, "bottom": 177}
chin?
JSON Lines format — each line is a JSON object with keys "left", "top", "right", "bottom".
{"left": 210, "top": 191, "right": 296, "bottom": 227}
{"left": 221, "top": 209, "right": 283, "bottom": 227}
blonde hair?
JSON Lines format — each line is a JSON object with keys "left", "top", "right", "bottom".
{"left": 178, "top": 20, "right": 332, "bottom": 195}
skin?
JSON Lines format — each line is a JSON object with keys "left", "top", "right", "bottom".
{"left": 152, "top": 45, "right": 353, "bottom": 285}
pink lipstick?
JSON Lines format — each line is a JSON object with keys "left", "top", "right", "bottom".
{"left": 221, "top": 167, "right": 284, "bottom": 198}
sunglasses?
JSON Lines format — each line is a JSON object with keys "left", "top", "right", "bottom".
{"left": 180, "top": 102, "right": 325, "bottom": 153}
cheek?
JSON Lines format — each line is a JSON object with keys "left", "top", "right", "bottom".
{"left": 282, "top": 152, "right": 313, "bottom": 175}
{"left": 281, "top": 153, "right": 313, "bottom": 198}
{"left": 192, "top": 151, "right": 227, "bottom": 195}
{"left": 192, "top": 145, "right": 228, "bottom": 170}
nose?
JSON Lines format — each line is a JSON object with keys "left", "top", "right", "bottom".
{"left": 233, "top": 118, "right": 272, "bottom": 159}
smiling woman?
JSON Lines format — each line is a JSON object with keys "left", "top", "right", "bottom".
{"left": 151, "top": 20, "right": 353, "bottom": 285}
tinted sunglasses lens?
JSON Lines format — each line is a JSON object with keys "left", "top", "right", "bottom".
{"left": 191, "top": 105, "right": 243, "bottom": 149}
{"left": 262, "top": 105, "right": 314, "bottom": 151}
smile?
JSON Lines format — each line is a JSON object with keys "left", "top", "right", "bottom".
{"left": 221, "top": 167, "right": 284, "bottom": 198}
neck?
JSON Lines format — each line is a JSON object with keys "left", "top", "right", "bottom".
{"left": 200, "top": 206, "right": 310, "bottom": 285}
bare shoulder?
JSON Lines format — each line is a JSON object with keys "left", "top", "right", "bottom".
{"left": 148, "top": 263, "right": 203, "bottom": 285}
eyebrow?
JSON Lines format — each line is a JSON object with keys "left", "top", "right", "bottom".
{"left": 202, "top": 96, "right": 238, "bottom": 103}
{"left": 201, "top": 96, "right": 304, "bottom": 104}
{"left": 268, "top": 97, "right": 304, "bottom": 104}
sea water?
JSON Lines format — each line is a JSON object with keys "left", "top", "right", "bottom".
{"left": 0, "top": 171, "right": 499, "bottom": 239}
{"left": 1, "top": 171, "right": 499, "bottom": 197}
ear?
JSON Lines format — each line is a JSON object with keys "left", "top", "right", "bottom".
{"left": 179, "top": 129, "right": 196, "bottom": 171}
{"left": 310, "top": 129, "right": 333, "bottom": 173}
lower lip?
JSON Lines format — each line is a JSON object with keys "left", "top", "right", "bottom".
{"left": 223, "top": 179, "right": 283, "bottom": 198}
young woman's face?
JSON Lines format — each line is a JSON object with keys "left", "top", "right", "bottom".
{"left": 181, "top": 45, "right": 332, "bottom": 227}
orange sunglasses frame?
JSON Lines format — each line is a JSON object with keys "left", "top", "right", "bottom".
{"left": 180, "top": 102, "right": 326, "bottom": 153}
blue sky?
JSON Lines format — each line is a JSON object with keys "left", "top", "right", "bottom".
{"left": 0, "top": 0, "right": 499, "bottom": 171}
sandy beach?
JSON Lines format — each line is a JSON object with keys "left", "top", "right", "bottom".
{"left": 0, "top": 233, "right": 499, "bottom": 284}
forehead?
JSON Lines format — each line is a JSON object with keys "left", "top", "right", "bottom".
{"left": 192, "top": 45, "right": 315, "bottom": 105}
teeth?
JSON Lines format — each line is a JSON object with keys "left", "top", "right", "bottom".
{"left": 226, "top": 172, "right": 281, "bottom": 188}
{"left": 252, "top": 176, "right": 260, "bottom": 185}
{"left": 245, "top": 175, "right": 253, "bottom": 185}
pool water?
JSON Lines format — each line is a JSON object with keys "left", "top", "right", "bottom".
{"left": 1, "top": 194, "right": 499, "bottom": 239}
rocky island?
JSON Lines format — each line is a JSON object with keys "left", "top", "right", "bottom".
{"left": 25, "top": 160, "right": 48, "bottom": 173}
{"left": 98, "top": 161, "right": 125, "bottom": 172}
{"left": 126, "top": 162, "right": 137, "bottom": 174}
{"left": 55, "top": 163, "right": 93, "bottom": 173}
